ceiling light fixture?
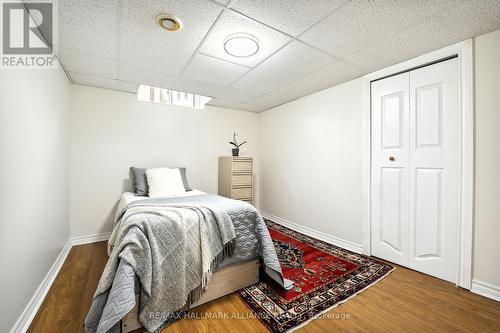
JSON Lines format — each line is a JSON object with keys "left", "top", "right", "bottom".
{"left": 156, "top": 13, "right": 182, "bottom": 32}
{"left": 223, "top": 33, "right": 259, "bottom": 58}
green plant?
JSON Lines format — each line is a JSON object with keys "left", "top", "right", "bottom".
{"left": 229, "top": 132, "right": 247, "bottom": 149}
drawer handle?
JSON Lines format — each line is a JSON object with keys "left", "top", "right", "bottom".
{"left": 389, "top": 156, "right": 395, "bottom": 161}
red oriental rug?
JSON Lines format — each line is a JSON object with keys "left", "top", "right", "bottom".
{"left": 237, "top": 219, "right": 394, "bottom": 333}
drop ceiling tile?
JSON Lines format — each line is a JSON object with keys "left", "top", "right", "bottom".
{"left": 59, "top": 48, "right": 117, "bottom": 79}
{"left": 214, "top": 0, "right": 230, "bottom": 5}
{"left": 183, "top": 54, "right": 250, "bottom": 86}
{"left": 70, "top": 72, "right": 138, "bottom": 93}
{"left": 118, "top": 62, "right": 224, "bottom": 96}
{"left": 198, "top": 10, "right": 290, "bottom": 67}
{"left": 229, "top": 0, "right": 348, "bottom": 36}
{"left": 472, "top": 0, "right": 500, "bottom": 19}
{"left": 233, "top": 41, "right": 333, "bottom": 93}
{"left": 246, "top": 94, "right": 291, "bottom": 109}
{"left": 342, "top": 2, "right": 489, "bottom": 73}
{"left": 172, "top": 77, "right": 225, "bottom": 97}
{"left": 118, "top": 62, "right": 178, "bottom": 88}
{"left": 59, "top": 0, "right": 118, "bottom": 59}
{"left": 299, "top": 0, "right": 467, "bottom": 59}
{"left": 442, "top": 1, "right": 500, "bottom": 37}
{"left": 215, "top": 87, "right": 261, "bottom": 102}
{"left": 120, "top": 0, "right": 222, "bottom": 75}
{"left": 207, "top": 98, "right": 263, "bottom": 112}
{"left": 272, "top": 59, "right": 362, "bottom": 100}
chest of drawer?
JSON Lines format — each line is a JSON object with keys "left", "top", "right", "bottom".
{"left": 232, "top": 174, "right": 252, "bottom": 187}
{"left": 231, "top": 187, "right": 252, "bottom": 199}
{"left": 233, "top": 160, "right": 252, "bottom": 173}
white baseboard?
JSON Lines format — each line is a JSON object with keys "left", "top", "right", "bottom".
{"left": 471, "top": 279, "right": 500, "bottom": 302}
{"left": 9, "top": 232, "right": 111, "bottom": 332}
{"left": 260, "top": 211, "right": 364, "bottom": 254}
{"left": 70, "top": 232, "right": 111, "bottom": 246}
{"left": 9, "top": 241, "right": 72, "bottom": 333}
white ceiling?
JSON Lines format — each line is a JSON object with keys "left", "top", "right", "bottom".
{"left": 58, "top": 0, "right": 500, "bottom": 112}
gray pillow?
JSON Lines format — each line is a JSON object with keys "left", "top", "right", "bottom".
{"left": 130, "top": 167, "right": 148, "bottom": 196}
{"left": 130, "top": 166, "right": 192, "bottom": 195}
{"left": 178, "top": 167, "right": 193, "bottom": 192}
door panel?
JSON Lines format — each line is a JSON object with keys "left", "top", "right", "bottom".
{"left": 371, "top": 73, "right": 410, "bottom": 266}
{"left": 415, "top": 83, "right": 442, "bottom": 148}
{"left": 380, "top": 168, "right": 404, "bottom": 253}
{"left": 408, "top": 58, "right": 459, "bottom": 282}
{"left": 414, "top": 168, "right": 443, "bottom": 258}
{"left": 381, "top": 93, "right": 404, "bottom": 149}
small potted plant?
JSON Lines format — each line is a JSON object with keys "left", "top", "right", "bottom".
{"left": 229, "top": 132, "right": 247, "bottom": 157}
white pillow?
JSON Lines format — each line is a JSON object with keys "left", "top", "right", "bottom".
{"left": 146, "top": 167, "right": 186, "bottom": 198}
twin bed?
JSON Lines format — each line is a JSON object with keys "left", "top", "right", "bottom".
{"left": 85, "top": 189, "right": 293, "bottom": 333}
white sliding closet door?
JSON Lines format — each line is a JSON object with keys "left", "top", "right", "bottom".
{"left": 371, "top": 58, "right": 460, "bottom": 283}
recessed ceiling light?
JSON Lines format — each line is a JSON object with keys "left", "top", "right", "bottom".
{"left": 224, "top": 33, "right": 259, "bottom": 58}
{"left": 156, "top": 13, "right": 182, "bottom": 32}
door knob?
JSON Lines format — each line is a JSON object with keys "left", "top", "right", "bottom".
{"left": 389, "top": 156, "right": 395, "bottom": 161}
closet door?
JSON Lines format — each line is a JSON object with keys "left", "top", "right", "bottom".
{"left": 371, "top": 58, "right": 460, "bottom": 283}
{"left": 371, "top": 73, "right": 410, "bottom": 266}
{"left": 408, "top": 58, "right": 459, "bottom": 282}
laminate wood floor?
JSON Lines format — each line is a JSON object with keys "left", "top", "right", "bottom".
{"left": 28, "top": 242, "right": 500, "bottom": 333}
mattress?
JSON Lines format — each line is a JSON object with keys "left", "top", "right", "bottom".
{"left": 114, "top": 191, "right": 260, "bottom": 268}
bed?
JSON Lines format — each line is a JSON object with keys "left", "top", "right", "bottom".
{"left": 85, "top": 190, "right": 293, "bottom": 333}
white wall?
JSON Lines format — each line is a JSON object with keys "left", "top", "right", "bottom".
{"left": 473, "top": 29, "right": 500, "bottom": 287}
{"left": 70, "top": 85, "right": 260, "bottom": 237}
{"left": 0, "top": 66, "right": 70, "bottom": 332}
{"left": 260, "top": 79, "right": 365, "bottom": 246}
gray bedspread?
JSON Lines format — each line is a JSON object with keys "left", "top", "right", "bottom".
{"left": 85, "top": 194, "right": 292, "bottom": 333}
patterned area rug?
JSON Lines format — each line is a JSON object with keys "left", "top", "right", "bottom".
{"left": 237, "top": 219, "right": 394, "bottom": 333}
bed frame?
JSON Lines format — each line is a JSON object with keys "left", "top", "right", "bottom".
{"left": 121, "top": 259, "right": 259, "bottom": 332}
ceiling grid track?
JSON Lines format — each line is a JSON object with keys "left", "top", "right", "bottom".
{"left": 179, "top": 9, "right": 226, "bottom": 76}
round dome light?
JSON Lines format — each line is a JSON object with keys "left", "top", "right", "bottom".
{"left": 223, "top": 33, "right": 259, "bottom": 58}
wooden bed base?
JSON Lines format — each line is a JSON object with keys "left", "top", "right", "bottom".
{"left": 122, "top": 259, "right": 259, "bottom": 332}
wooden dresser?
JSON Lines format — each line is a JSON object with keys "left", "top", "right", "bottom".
{"left": 218, "top": 156, "right": 253, "bottom": 205}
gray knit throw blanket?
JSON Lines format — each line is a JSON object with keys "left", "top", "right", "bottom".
{"left": 88, "top": 204, "right": 236, "bottom": 332}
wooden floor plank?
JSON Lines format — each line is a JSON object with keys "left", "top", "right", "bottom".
{"left": 28, "top": 241, "right": 500, "bottom": 333}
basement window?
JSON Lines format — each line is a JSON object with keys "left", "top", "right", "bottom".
{"left": 137, "top": 84, "right": 212, "bottom": 110}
